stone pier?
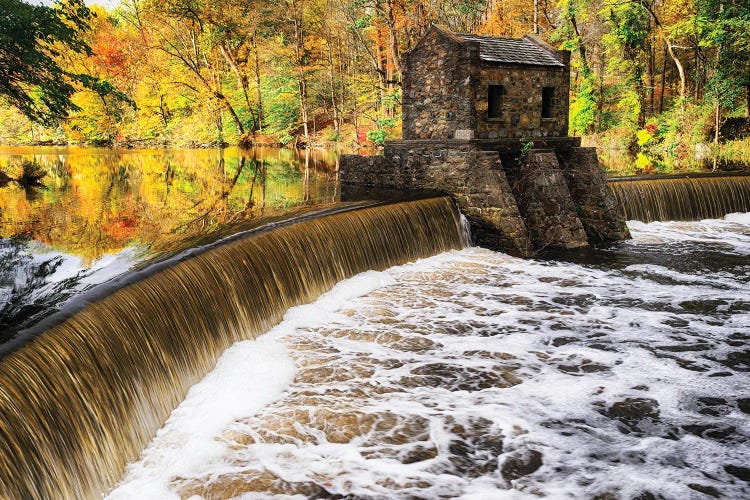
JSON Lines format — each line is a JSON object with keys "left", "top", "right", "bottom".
{"left": 340, "top": 138, "right": 630, "bottom": 257}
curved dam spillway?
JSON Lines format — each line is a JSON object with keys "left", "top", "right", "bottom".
{"left": 609, "top": 172, "right": 750, "bottom": 222}
{"left": 0, "top": 196, "right": 466, "bottom": 499}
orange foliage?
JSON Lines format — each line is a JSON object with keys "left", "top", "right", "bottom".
{"left": 92, "top": 32, "right": 128, "bottom": 77}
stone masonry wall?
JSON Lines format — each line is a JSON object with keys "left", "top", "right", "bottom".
{"left": 340, "top": 141, "right": 532, "bottom": 256}
{"left": 340, "top": 141, "right": 630, "bottom": 256}
{"left": 402, "top": 31, "right": 478, "bottom": 140}
{"left": 402, "top": 27, "right": 571, "bottom": 141}
{"left": 475, "top": 63, "right": 569, "bottom": 139}
{"left": 503, "top": 149, "right": 589, "bottom": 250}
{"left": 558, "top": 147, "right": 631, "bottom": 243}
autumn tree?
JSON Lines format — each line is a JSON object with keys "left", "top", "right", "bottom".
{"left": 0, "top": 0, "right": 94, "bottom": 124}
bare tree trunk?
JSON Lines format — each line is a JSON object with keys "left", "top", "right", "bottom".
{"left": 745, "top": 84, "right": 750, "bottom": 117}
{"left": 638, "top": 1, "right": 686, "bottom": 102}
{"left": 665, "top": 40, "right": 686, "bottom": 101}
{"left": 375, "top": 26, "right": 387, "bottom": 117}
{"left": 694, "top": 44, "right": 700, "bottom": 101}
{"left": 326, "top": 40, "right": 340, "bottom": 135}
{"left": 713, "top": 20, "right": 722, "bottom": 172}
{"left": 221, "top": 44, "right": 252, "bottom": 111}
{"left": 159, "top": 94, "right": 169, "bottom": 127}
{"left": 646, "top": 33, "right": 655, "bottom": 117}
{"left": 252, "top": 30, "right": 264, "bottom": 132}
{"left": 636, "top": 69, "right": 646, "bottom": 128}
{"left": 383, "top": 0, "right": 402, "bottom": 79}
{"left": 293, "top": 8, "right": 309, "bottom": 141}
{"left": 215, "top": 91, "right": 245, "bottom": 136}
{"left": 659, "top": 43, "right": 668, "bottom": 114}
{"left": 338, "top": 34, "right": 346, "bottom": 138}
{"left": 568, "top": 13, "right": 590, "bottom": 76}
{"left": 214, "top": 106, "right": 224, "bottom": 144}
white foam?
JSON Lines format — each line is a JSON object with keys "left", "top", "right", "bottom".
{"left": 107, "top": 270, "right": 395, "bottom": 499}
{"left": 109, "top": 215, "right": 750, "bottom": 499}
{"left": 627, "top": 212, "right": 750, "bottom": 255}
{"left": 724, "top": 211, "right": 750, "bottom": 224}
{"left": 107, "top": 337, "right": 295, "bottom": 499}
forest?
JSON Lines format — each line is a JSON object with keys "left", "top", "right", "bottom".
{"left": 1, "top": 0, "right": 749, "bottom": 172}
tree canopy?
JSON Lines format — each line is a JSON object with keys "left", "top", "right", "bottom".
{"left": 0, "top": 0, "right": 97, "bottom": 125}
{"left": 0, "top": 0, "right": 749, "bottom": 171}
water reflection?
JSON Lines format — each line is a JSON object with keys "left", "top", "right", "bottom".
{"left": 0, "top": 146, "right": 340, "bottom": 338}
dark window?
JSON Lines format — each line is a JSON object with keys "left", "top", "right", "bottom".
{"left": 542, "top": 87, "right": 555, "bottom": 118}
{"left": 487, "top": 85, "right": 503, "bottom": 119}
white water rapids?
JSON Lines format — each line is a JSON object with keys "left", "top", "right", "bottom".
{"left": 109, "top": 214, "right": 750, "bottom": 500}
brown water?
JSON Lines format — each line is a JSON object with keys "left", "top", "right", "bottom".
{"left": 0, "top": 195, "right": 466, "bottom": 499}
{"left": 609, "top": 173, "right": 750, "bottom": 222}
{"left": 4, "top": 147, "right": 749, "bottom": 499}
{"left": 110, "top": 215, "right": 750, "bottom": 500}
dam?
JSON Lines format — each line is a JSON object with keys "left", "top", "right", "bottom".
{"left": 1, "top": 24, "right": 749, "bottom": 499}
{"left": 0, "top": 146, "right": 749, "bottom": 498}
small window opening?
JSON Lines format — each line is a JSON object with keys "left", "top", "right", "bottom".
{"left": 487, "top": 85, "right": 503, "bottom": 119}
{"left": 542, "top": 87, "right": 555, "bottom": 119}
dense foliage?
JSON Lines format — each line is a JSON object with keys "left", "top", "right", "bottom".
{"left": 0, "top": 0, "right": 748, "bottom": 169}
{"left": 0, "top": 0, "right": 132, "bottom": 127}
{"left": 0, "top": 0, "right": 95, "bottom": 124}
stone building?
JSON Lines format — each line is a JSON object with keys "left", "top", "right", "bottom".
{"left": 402, "top": 25, "right": 570, "bottom": 141}
{"left": 340, "top": 25, "right": 630, "bottom": 257}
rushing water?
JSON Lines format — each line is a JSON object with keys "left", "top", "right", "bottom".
{"left": 3, "top": 147, "right": 749, "bottom": 499}
{"left": 108, "top": 214, "right": 750, "bottom": 500}
{"left": 609, "top": 174, "right": 750, "bottom": 223}
{"left": 0, "top": 196, "right": 466, "bottom": 499}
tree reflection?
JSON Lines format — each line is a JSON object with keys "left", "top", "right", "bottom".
{"left": 0, "top": 146, "right": 340, "bottom": 337}
{"left": 0, "top": 147, "right": 339, "bottom": 262}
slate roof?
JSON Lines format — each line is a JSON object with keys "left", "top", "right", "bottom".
{"left": 457, "top": 33, "right": 564, "bottom": 68}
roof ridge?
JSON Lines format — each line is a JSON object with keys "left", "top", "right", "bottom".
{"left": 430, "top": 24, "right": 467, "bottom": 44}
{"left": 456, "top": 33, "right": 524, "bottom": 42}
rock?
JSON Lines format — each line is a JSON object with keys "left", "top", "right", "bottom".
{"left": 454, "top": 129, "right": 475, "bottom": 140}
{"left": 501, "top": 449, "right": 543, "bottom": 481}
{"left": 603, "top": 398, "right": 662, "bottom": 435}
{"left": 724, "top": 464, "right": 750, "bottom": 483}
{"left": 606, "top": 398, "right": 660, "bottom": 422}
{"left": 687, "top": 483, "right": 722, "bottom": 498}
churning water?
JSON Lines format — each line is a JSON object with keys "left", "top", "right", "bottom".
{"left": 0, "top": 197, "right": 466, "bottom": 499}
{"left": 110, "top": 214, "right": 750, "bottom": 499}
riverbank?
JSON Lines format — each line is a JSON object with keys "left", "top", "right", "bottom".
{"left": 583, "top": 111, "right": 750, "bottom": 176}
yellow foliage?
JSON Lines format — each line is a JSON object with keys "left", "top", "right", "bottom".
{"left": 636, "top": 129, "right": 653, "bottom": 147}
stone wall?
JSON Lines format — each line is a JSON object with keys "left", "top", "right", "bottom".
{"left": 402, "top": 27, "right": 570, "bottom": 141}
{"left": 475, "top": 63, "right": 569, "bottom": 139}
{"left": 341, "top": 141, "right": 532, "bottom": 256}
{"left": 505, "top": 149, "right": 589, "bottom": 249}
{"left": 402, "top": 30, "right": 478, "bottom": 140}
{"left": 558, "top": 147, "right": 631, "bottom": 243}
{"left": 340, "top": 139, "right": 630, "bottom": 256}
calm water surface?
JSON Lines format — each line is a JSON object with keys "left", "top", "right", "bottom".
{"left": 0, "top": 146, "right": 340, "bottom": 340}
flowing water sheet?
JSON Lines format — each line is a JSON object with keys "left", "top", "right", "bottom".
{"left": 111, "top": 214, "right": 750, "bottom": 499}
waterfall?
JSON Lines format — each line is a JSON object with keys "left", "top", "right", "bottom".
{"left": 608, "top": 173, "right": 750, "bottom": 222}
{"left": 0, "top": 196, "right": 465, "bottom": 499}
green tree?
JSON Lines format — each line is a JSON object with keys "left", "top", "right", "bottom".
{"left": 0, "top": 0, "right": 94, "bottom": 125}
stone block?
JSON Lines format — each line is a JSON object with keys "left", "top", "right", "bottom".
{"left": 454, "top": 129, "right": 475, "bottom": 140}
